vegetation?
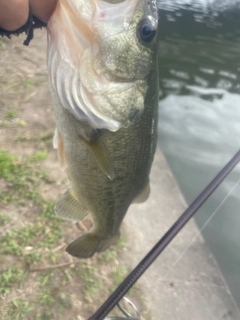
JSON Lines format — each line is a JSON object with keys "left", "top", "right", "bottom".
{"left": 0, "top": 148, "right": 148, "bottom": 319}
{"left": 8, "top": 300, "right": 33, "bottom": 319}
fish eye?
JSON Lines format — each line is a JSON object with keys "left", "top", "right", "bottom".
{"left": 137, "top": 17, "right": 157, "bottom": 43}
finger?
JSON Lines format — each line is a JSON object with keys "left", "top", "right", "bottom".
{"left": 0, "top": 0, "right": 29, "bottom": 31}
{"left": 29, "top": 0, "right": 57, "bottom": 23}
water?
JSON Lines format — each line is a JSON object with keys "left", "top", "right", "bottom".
{"left": 157, "top": 0, "right": 240, "bottom": 309}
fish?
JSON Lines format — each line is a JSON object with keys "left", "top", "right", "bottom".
{"left": 47, "top": 0, "right": 159, "bottom": 258}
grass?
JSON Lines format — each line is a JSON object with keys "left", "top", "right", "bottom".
{"left": 35, "top": 271, "right": 73, "bottom": 311}
{"left": 0, "top": 150, "right": 149, "bottom": 319}
{"left": 0, "top": 149, "right": 63, "bottom": 264}
{"left": 0, "top": 149, "right": 48, "bottom": 206}
{"left": 0, "top": 268, "right": 27, "bottom": 295}
{"left": 111, "top": 265, "right": 128, "bottom": 288}
{"left": 0, "top": 213, "right": 11, "bottom": 226}
{"left": 1, "top": 225, "right": 41, "bottom": 256}
{"left": 29, "top": 150, "right": 48, "bottom": 163}
{"left": 24, "top": 76, "right": 46, "bottom": 87}
{"left": 1, "top": 202, "right": 63, "bottom": 257}
{"left": 36, "top": 272, "right": 57, "bottom": 307}
{"left": 34, "top": 312, "right": 55, "bottom": 320}
{"left": 0, "top": 118, "right": 27, "bottom": 128}
{"left": 0, "top": 38, "right": 7, "bottom": 50}
{"left": 97, "top": 249, "right": 117, "bottom": 264}
{"left": 38, "top": 271, "right": 55, "bottom": 288}
{"left": 37, "top": 290, "right": 56, "bottom": 307}
{"left": 115, "top": 232, "right": 128, "bottom": 250}
{"left": 0, "top": 149, "right": 17, "bottom": 179}
{"left": 79, "top": 264, "right": 103, "bottom": 301}
{"left": 8, "top": 300, "right": 33, "bottom": 319}
{"left": 4, "top": 111, "right": 17, "bottom": 120}
{"left": 24, "top": 253, "right": 42, "bottom": 267}
{"left": 17, "top": 131, "right": 54, "bottom": 143}
{"left": 44, "top": 252, "right": 61, "bottom": 265}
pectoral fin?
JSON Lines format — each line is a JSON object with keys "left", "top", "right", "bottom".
{"left": 133, "top": 182, "right": 150, "bottom": 204}
{"left": 55, "top": 189, "right": 89, "bottom": 222}
{"left": 53, "top": 128, "right": 66, "bottom": 172}
{"left": 83, "top": 138, "right": 114, "bottom": 181}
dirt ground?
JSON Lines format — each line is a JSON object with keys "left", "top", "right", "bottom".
{"left": 0, "top": 31, "right": 150, "bottom": 320}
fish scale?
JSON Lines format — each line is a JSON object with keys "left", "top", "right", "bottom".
{"left": 47, "top": 0, "right": 159, "bottom": 258}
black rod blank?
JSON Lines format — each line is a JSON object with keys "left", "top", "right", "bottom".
{"left": 89, "top": 149, "right": 240, "bottom": 320}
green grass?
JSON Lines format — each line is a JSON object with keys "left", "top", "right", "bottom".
{"left": 24, "top": 253, "right": 41, "bottom": 267}
{"left": 4, "top": 111, "right": 17, "bottom": 120}
{"left": 35, "top": 271, "right": 68, "bottom": 308}
{"left": 1, "top": 225, "right": 40, "bottom": 256}
{"left": 0, "top": 119, "right": 27, "bottom": 128}
{"left": 56, "top": 293, "right": 72, "bottom": 310}
{"left": 34, "top": 312, "right": 55, "bottom": 320}
{"left": 44, "top": 252, "right": 61, "bottom": 265}
{"left": 39, "top": 225, "right": 64, "bottom": 249}
{"left": 29, "top": 150, "right": 48, "bottom": 163}
{"left": 111, "top": 265, "right": 128, "bottom": 288}
{"left": 17, "top": 131, "right": 54, "bottom": 143}
{"left": 1, "top": 203, "right": 63, "bottom": 257}
{"left": 0, "top": 268, "right": 27, "bottom": 295}
{"left": 97, "top": 249, "right": 117, "bottom": 264}
{"left": 7, "top": 300, "right": 33, "bottom": 319}
{"left": 0, "top": 148, "right": 148, "bottom": 319}
{"left": 0, "top": 213, "right": 11, "bottom": 226}
{"left": 24, "top": 77, "right": 46, "bottom": 87}
{"left": 38, "top": 272, "right": 55, "bottom": 288}
{"left": 0, "top": 38, "right": 7, "bottom": 50}
{"left": 37, "top": 291, "right": 56, "bottom": 307}
{"left": 115, "top": 233, "right": 128, "bottom": 250}
{"left": 1, "top": 234, "right": 23, "bottom": 256}
{"left": 0, "top": 149, "right": 49, "bottom": 206}
{"left": 17, "top": 135, "right": 28, "bottom": 142}
{"left": 75, "top": 264, "right": 103, "bottom": 300}
{"left": 0, "top": 149, "right": 17, "bottom": 179}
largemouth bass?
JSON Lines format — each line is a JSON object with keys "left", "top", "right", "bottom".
{"left": 47, "top": 0, "right": 159, "bottom": 258}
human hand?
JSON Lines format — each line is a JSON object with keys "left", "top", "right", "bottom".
{"left": 0, "top": 0, "right": 57, "bottom": 31}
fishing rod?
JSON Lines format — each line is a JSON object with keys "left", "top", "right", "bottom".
{"left": 89, "top": 149, "right": 240, "bottom": 320}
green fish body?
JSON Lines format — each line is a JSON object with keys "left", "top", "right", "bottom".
{"left": 47, "top": 0, "right": 159, "bottom": 258}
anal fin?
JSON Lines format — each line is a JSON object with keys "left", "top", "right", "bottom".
{"left": 83, "top": 138, "right": 114, "bottom": 181}
{"left": 133, "top": 182, "right": 150, "bottom": 204}
{"left": 55, "top": 189, "right": 89, "bottom": 222}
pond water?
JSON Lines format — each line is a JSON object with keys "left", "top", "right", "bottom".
{"left": 157, "top": 0, "right": 240, "bottom": 309}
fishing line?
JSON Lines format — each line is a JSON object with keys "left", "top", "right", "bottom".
{"left": 88, "top": 149, "right": 240, "bottom": 320}
{"left": 160, "top": 176, "right": 240, "bottom": 283}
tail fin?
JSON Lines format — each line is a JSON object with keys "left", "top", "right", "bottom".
{"left": 66, "top": 232, "right": 120, "bottom": 259}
